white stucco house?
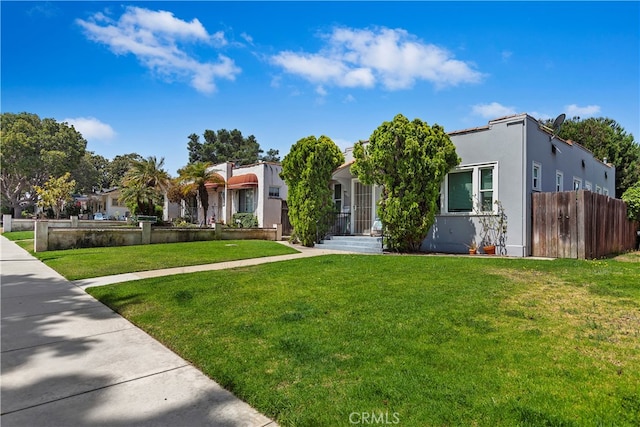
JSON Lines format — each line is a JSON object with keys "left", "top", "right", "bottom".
{"left": 187, "top": 161, "right": 287, "bottom": 228}
{"left": 329, "top": 113, "right": 615, "bottom": 256}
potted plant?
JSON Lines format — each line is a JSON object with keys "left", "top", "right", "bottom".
{"left": 476, "top": 199, "right": 507, "bottom": 255}
{"left": 466, "top": 240, "right": 478, "bottom": 255}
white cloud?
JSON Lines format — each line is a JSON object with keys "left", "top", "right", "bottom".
{"left": 565, "top": 104, "right": 601, "bottom": 118}
{"left": 501, "top": 50, "right": 512, "bottom": 62}
{"left": 343, "top": 94, "right": 356, "bottom": 103}
{"left": 77, "top": 6, "right": 240, "bottom": 94}
{"left": 271, "top": 26, "right": 483, "bottom": 91}
{"left": 315, "top": 85, "right": 328, "bottom": 96}
{"left": 471, "top": 102, "right": 517, "bottom": 119}
{"left": 63, "top": 117, "right": 116, "bottom": 141}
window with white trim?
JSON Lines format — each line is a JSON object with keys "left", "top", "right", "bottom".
{"left": 585, "top": 181, "right": 592, "bottom": 191}
{"left": 479, "top": 167, "right": 494, "bottom": 211}
{"left": 445, "top": 164, "right": 497, "bottom": 213}
{"left": 595, "top": 185, "right": 602, "bottom": 194}
{"left": 555, "top": 171, "right": 564, "bottom": 192}
{"left": 603, "top": 188, "right": 609, "bottom": 196}
{"left": 532, "top": 162, "right": 541, "bottom": 191}
{"left": 573, "top": 177, "right": 582, "bottom": 190}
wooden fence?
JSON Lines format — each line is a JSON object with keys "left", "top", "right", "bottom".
{"left": 532, "top": 190, "right": 638, "bottom": 259}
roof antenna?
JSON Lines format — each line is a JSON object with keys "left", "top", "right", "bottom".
{"left": 549, "top": 113, "right": 566, "bottom": 141}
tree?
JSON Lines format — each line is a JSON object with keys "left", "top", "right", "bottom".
{"left": 621, "top": 181, "right": 640, "bottom": 222}
{"left": 107, "top": 153, "right": 143, "bottom": 188}
{"left": 176, "top": 161, "right": 222, "bottom": 226}
{"left": 280, "top": 135, "right": 344, "bottom": 246}
{"left": 352, "top": 114, "right": 460, "bottom": 252}
{"left": 0, "top": 112, "right": 87, "bottom": 217}
{"left": 34, "top": 173, "right": 76, "bottom": 219}
{"left": 120, "top": 156, "right": 170, "bottom": 216}
{"left": 187, "top": 128, "right": 280, "bottom": 166}
{"left": 553, "top": 117, "right": 640, "bottom": 198}
{"left": 261, "top": 149, "right": 281, "bottom": 162}
{"left": 73, "top": 152, "right": 110, "bottom": 193}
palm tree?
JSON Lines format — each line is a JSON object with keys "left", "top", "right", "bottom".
{"left": 121, "top": 156, "right": 170, "bottom": 216}
{"left": 177, "top": 161, "right": 223, "bottom": 226}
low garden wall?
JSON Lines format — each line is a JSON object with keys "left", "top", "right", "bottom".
{"left": 2, "top": 216, "right": 35, "bottom": 232}
{"left": 33, "top": 220, "right": 282, "bottom": 252}
{"left": 2, "top": 215, "right": 126, "bottom": 232}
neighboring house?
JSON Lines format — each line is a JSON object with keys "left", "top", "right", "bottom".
{"left": 88, "top": 188, "right": 181, "bottom": 221}
{"left": 187, "top": 161, "right": 287, "bottom": 228}
{"left": 331, "top": 113, "right": 615, "bottom": 257}
{"left": 87, "top": 188, "right": 129, "bottom": 220}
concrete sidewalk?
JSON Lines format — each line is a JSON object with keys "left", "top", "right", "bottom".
{"left": 0, "top": 236, "right": 282, "bottom": 427}
{"left": 73, "top": 242, "right": 352, "bottom": 289}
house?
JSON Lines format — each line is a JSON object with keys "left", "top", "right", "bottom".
{"left": 187, "top": 161, "right": 287, "bottom": 228}
{"left": 86, "top": 188, "right": 129, "bottom": 220}
{"left": 88, "top": 188, "right": 181, "bottom": 221}
{"left": 330, "top": 113, "right": 615, "bottom": 256}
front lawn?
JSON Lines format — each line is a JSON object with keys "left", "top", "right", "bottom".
{"left": 1, "top": 231, "right": 34, "bottom": 241}
{"left": 87, "top": 255, "right": 640, "bottom": 426}
{"left": 29, "top": 240, "right": 299, "bottom": 280}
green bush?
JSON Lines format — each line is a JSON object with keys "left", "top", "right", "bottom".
{"left": 232, "top": 213, "right": 258, "bottom": 228}
{"left": 621, "top": 181, "right": 640, "bottom": 222}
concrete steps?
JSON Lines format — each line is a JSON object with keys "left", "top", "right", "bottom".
{"left": 316, "top": 235, "right": 383, "bottom": 254}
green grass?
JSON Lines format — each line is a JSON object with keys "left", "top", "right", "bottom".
{"left": 28, "top": 240, "right": 299, "bottom": 280}
{"left": 87, "top": 255, "right": 640, "bottom": 426}
{"left": 1, "top": 230, "right": 34, "bottom": 241}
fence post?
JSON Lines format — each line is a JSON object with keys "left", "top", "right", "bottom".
{"left": 140, "top": 221, "right": 152, "bottom": 245}
{"left": 274, "top": 223, "right": 282, "bottom": 241}
{"left": 70, "top": 216, "right": 79, "bottom": 228}
{"left": 34, "top": 221, "right": 49, "bottom": 252}
{"left": 2, "top": 214, "right": 12, "bottom": 232}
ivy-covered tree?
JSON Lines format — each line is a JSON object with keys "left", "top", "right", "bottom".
{"left": 280, "top": 135, "right": 344, "bottom": 246}
{"left": 34, "top": 172, "right": 76, "bottom": 219}
{"left": 553, "top": 117, "right": 640, "bottom": 198}
{"left": 352, "top": 114, "right": 460, "bottom": 252}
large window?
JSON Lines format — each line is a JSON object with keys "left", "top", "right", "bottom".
{"left": 238, "top": 189, "right": 254, "bottom": 213}
{"left": 445, "top": 164, "right": 496, "bottom": 213}
{"left": 447, "top": 170, "right": 473, "bottom": 212}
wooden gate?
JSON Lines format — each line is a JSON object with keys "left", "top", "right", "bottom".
{"left": 532, "top": 190, "right": 637, "bottom": 259}
{"left": 280, "top": 200, "right": 293, "bottom": 236}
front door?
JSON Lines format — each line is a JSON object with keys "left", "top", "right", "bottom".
{"left": 353, "top": 180, "right": 372, "bottom": 234}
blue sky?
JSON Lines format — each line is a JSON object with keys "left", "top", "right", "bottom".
{"left": 2, "top": 1, "right": 639, "bottom": 176}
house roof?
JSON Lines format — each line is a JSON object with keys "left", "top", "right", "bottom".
{"left": 335, "top": 159, "right": 355, "bottom": 171}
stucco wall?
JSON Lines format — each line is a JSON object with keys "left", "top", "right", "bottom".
{"left": 48, "top": 228, "right": 142, "bottom": 250}
{"left": 422, "top": 116, "right": 527, "bottom": 256}
{"left": 34, "top": 220, "right": 281, "bottom": 251}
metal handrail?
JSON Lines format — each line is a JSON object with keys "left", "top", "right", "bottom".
{"left": 316, "top": 211, "right": 351, "bottom": 242}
